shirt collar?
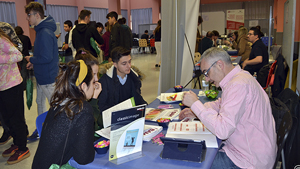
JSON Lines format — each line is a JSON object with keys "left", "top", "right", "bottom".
{"left": 219, "top": 65, "right": 242, "bottom": 89}
{"left": 117, "top": 74, "right": 128, "bottom": 85}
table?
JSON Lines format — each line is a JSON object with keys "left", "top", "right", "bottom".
{"left": 227, "top": 49, "right": 238, "bottom": 56}
{"left": 69, "top": 88, "right": 221, "bottom": 169}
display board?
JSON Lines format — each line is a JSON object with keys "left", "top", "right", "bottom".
{"left": 226, "top": 9, "right": 244, "bottom": 33}
{"left": 201, "top": 11, "right": 225, "bottom": 35}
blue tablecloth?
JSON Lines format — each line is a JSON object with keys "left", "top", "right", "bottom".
{"left": 69, "top": 88, "right": 221, "bottom": 169}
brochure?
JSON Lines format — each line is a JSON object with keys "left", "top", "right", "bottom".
{"left": 109, "top": 104, "right": 146, "bottom": 164}
{"left": 95, "top": 124, "right": 163, "bottom": 142}
{"left": 145, "top": 108, "right": 180, "bottom": 121}
{"left": 160, "top": 92, "right": 184, "bottom": 103}
{"left": 102, "top": 97, "right": 135, "bottom": 128}
{"left": 166, "top": 122, "right": 218, "bottom": 148}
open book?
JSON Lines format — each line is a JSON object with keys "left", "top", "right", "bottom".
{"left": 166, "top": 122, "right": 218, "bottom": 148}
{"left": 95, "top": 124, "right": 162, "bottom": 142}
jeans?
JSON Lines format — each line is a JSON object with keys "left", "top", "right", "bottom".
{"left": 0, "top": 83, "right": 28, "bottom": 151}
{"left": 36, "top": 83, "right": 55, "bottom": 115}
{"left": 211, "top": 150, "right": 241, "bottom": 169}
{"left": 155, "top": 42, "right": 161, "bottom": 65}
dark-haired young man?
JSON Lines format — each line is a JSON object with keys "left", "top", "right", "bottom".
{"left": 97, "top": 46, "right": 147, "bottom": 113}
{"left": 107, "top": 12, "right": 132, "bottom": 60}
{"left": 96, "top": 22, "right": 104, "bottom": 36}
{"left": 242, "top": 27, "right": 268, "bottom": 75}
{"left": 61, "top": 20, "right": 73, "bottom": 62}
{"left": 72, "top": 9, "right": 104, "bottom": 58}
{"left": 24, "top": 2, "right": 59, "bottom": 142}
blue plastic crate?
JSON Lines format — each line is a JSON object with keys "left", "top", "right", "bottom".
{"left": 261, "top": 37, "right": 273, "bottom": 46}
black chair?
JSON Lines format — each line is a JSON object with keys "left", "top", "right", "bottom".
{"left": 273, "top": 111, "right": 293, "bottom": 169}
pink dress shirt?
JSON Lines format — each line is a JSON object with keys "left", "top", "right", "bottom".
{"left": 0, "top": 36, "right": 23, "bottom": 91}
{"left": 191, "top": 66, "right": 276, "bottom": 169}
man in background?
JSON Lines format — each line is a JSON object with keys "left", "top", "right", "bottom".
{"left": 61, "top": 20, "right": 73, "bottom": 62}
{"left": 72, "top": 9, "right": 104, "bottom": 58}
{"left": 242, "top": 27, "right": 268, "bottom": 75}
{"left": 140, "top": 30, "right": 149, "bottom": 53}
{"left": 25, "top": 2, "right": 59, "bottom": 141}
{"left": 198, "top": 31, "right": 214, "bottom": 55}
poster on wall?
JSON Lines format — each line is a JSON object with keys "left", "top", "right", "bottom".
{"left": 226, "top": 9, "right": 244, "bottom": 33}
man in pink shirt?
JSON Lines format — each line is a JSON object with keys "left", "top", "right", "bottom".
{"left": 179, "top": 47, "right": 277, "bottom": 169}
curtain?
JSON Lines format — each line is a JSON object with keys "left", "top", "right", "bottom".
{"left": 84, "top": 7, "right": 108, "bottom": 26}
{"left": 121, "top": 9, "right": 128, "bottom": 25}
{"left": 0, "top": 2, "right": 18, "bottom": 27}
{"left": 46, "top": 5, "right": 78, "bottom": 47}
{"left": 131, "top": 8, "right": 152, "bottom": 34}
{"left": 159, "top": 0, "right": 200, "bottom": 94}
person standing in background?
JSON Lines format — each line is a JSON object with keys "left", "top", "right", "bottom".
{"left": 195, "top": 16, "right": 203, "bottom": 52}
{"left": 100, "top": 22, "right": 111, "bottom": 61}
{"left": 154, "top": 20, "right": 161, "bottom": 67}
{"left": 61, "top": 20, "right": 73, "bottom": 63}
{"left": 0, "top": 22, "right": 24, "bottom": 145}
{"left": 0, "top": 28, "right": 30, "bottom": 164}
{"left": 24, "top": 2, "right": 59, "bottom": 141}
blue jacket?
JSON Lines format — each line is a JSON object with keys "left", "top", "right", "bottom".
{"left": 30, "top": 15, "right": 59, "bottom": 85}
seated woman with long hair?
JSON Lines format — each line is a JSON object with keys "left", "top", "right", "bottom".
{"left": 32, "top": 60, "right": 102, "bottom": 169}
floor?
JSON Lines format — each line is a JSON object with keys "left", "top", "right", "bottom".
{"left": 0, "top": 53, "right": 160, "bottom": 168}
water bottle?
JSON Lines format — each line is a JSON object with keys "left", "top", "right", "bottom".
{"left": 202, "top": 76, "right": 209, "bottom": 91}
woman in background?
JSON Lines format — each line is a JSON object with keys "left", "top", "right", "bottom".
{"left": 154, "top": 20, "right": 161, "bottom": 67}
{"left": 101, "top": 22, "right": 111, "bottom": 61}
{"left": 32, "top": 60, "right": 102, "bottom": 169}
{"left": 0, "top": 28, "right": 30, "bottom": 164}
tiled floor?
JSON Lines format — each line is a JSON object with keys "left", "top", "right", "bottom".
{"left": 0, "top": 53, "right": 160, "bottom": 168}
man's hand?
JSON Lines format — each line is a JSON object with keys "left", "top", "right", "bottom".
{"left": 25, "top": 56, "right": 31, "bottom": 62}
{"left": 182, "top": 90, "right": 199, "bottom": 107}
{"left": 26, "top": 62, "right": 33, "bottom": 69}
{"left": 93, "top": 82, "right": 102, "bottom": 99}
{"left": 179, "top": 108, "right": 196, "bottom": 120}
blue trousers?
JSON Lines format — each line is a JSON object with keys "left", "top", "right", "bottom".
{"left": 211, "top": 150, "right": 241, "bottom": 169}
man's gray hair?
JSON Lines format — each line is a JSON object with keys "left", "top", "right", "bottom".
{"left": 199, "top": 47, "right": 232, "bottom": 65}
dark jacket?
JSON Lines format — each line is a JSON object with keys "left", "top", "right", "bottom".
{"left": 154, "top": 27, "right": 161, "bottom": 42}
{"left": 72, "top": 24, "right": 104, "bottom": 58}
{"left": 17, "top": 34, "right": 32, "bottom": 56}
{"left": 30, "top": 15, "right": 59, "bottom": 85}
{"left": 98, "top": 66, "right": 147, "bottom": 113}
{"left": 32, "top": 101, "right": 95, "bottom": 169}
{"left": 198, "top": 37, "right": 213, "bottom": 55}
{"left": 109, "top": 23, "right": 132, "bottom": 58}
{"left": 100, "top": 31, "right": 110, "bottom": 58}
{"left": 246, "top": 39, "right": 269, "bottom": 74}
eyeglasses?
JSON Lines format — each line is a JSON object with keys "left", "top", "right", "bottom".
{"left": 27, "top": 13, "right": 36, "bottom": 17}
{"left": 202, "top": 61, "right": 218, "bottom": 77}
{"left": 248, "top": 33, "right": 254, "bottom": 36}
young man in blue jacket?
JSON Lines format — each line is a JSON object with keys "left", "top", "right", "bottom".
{"left": 24, "top": 2, "right": 59, "bottom": 140}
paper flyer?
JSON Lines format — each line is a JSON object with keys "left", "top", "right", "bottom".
{"left": 160, "top": 92, "right": 184, "bottom": 103}
{"left": 102, "top": 97, "right": 136, "bottom": 128}
{"left": 145, "top": 108, "right": 180, "bottom": 121}
{"left": 109, "top": 104, "right": 146, "bottom": 162}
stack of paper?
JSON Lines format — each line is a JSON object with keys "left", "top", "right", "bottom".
{"left": 166, "top": 122, "right": 218, "bottom": 148}
{"left": 95, "top": 125, "right": 163, "bottom": 142}
{"left": 143, "top": 125, "right": 163, "bottom": 142}
{"left": 145, "top": 108, "right": 180, "bottom": 121}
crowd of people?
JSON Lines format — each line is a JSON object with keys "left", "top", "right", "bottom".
{"left": 0, "top": 1, "right": 277, "bottom": 168}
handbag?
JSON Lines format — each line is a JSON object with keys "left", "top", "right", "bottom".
{"left": 49, "top": 120, "right": 76, "bottom": 169}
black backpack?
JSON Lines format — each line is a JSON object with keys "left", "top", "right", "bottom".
{"left": 270, "top": 97, "right": 290, "bottom": 132}
{"left": 257, "top": 63, "right": 271, "bottom": 88}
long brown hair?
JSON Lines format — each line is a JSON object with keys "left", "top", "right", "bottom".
{"left": 154, "top": 20, "right": 161, "bottom": 34}
{"left": 0, "top": 28, "right": 16, "bottom": 46}
{"left": 50, "top": 60, "right": 93, "bottom": 120}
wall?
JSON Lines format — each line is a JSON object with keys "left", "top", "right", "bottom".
{"left": 201, "top": 0, "right": 262, "bottom": 4}
{"left": 130, "top": 0, "right": 160, "bottom": 24}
